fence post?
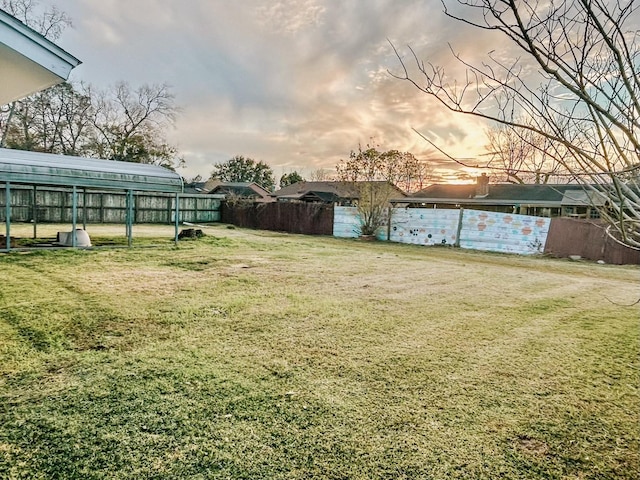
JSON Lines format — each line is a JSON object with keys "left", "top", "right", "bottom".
{"left": 455, "top": 208, "right": 464, "bottom": 248}
{"left": 4, "top": 182, "right": 10, "bottom": 252}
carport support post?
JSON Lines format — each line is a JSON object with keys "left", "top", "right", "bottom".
{"left": 4, "top": 182, "right": 10, "bottom": 252}
{"left": 126, "top": 190, "right": 133, "bottom": 247}
{"left": 72, "top": 185, "right": 78, "bottom": 247}
{"left": 82, "top": 189, "right": 87, "bottom": 230}
{"left": 174, "top": 193, "right": 180, "bottom": 245}
{"left": 32, "top": 185, "right": 37, "bottom": 239}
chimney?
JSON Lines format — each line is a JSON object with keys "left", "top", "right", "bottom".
{"left": 475, "top": 173, "right": 489, "bottom": 197}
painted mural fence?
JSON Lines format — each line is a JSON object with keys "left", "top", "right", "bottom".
{"left": 389, "top": 208, "right": 462, "bottom": 246}
{"left": 334, "top": 206, "right": 550, "bottom": 255}
{"left": 458, "top": 209, "right": 549, "bottom": 254}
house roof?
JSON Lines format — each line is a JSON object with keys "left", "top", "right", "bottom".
{"left": 560, "top": 189, "right": 608, "bottom": 207}
{"left": 0, "top": 8, "right": 81, "bottom": 105}
{"left": 396, "top": 183, "right": 607, "bottom": 207}
{"left": 274, "top": 181, "right": 407, "bottom": 201}
{"left": 275, "top": 181, "right": 354, "bottom": 201}
{"left": 208, "top": 182, "right": 273, "bottom": 200}
{"left": 183, "top": 178, "right": 222, "bottom": 193}
{"left": 0, "top": 148, "right": 183, "bottom": 193}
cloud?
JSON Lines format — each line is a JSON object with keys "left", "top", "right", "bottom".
{"left": 59, "top": 0, "right": 504, "bottom": 182}
{"left": 255, "top": 0, "right": 326, "bottom": 35}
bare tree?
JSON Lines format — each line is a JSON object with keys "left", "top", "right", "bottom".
{"left": 57, "top": 83, "right": 93, "bottom": 155}
{"left": 1, "top": 81, "right": 182, "bottom": 168}
{"left": 2, "top": 83, "right": 93, "bottom": 155}
{"left": 391, "top": 0, "right": 640, "bottom": 247}
{"left": 484, "top": 120, "right": 573, "bottom": 184}
{"left": 308, "top": 168, "right": 336, "bottom": 181}
{"left": 89, "top": 82, "right": 181, "bottom": 167}
{"left": 336, "top": 142, "right": 432, "bottom": 193}
{"left": 0, "top": 0, "right": 71, "bottom": 40}
{"left": 392, "top": 151, "right": 434, "bottom": 193}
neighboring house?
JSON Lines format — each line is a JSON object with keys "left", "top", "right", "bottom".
{"left": 207, "top": 182, "right": 274, "bottom": 203}
{"left": 397, "top": 174, "right": 607, "bottom": 219}
{"left": 273, "top": 181, "right": 407, "bottom": 205}
{"left": 183, "top": 178, "right": 223, "bottom": 194}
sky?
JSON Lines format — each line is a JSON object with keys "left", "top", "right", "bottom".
{"left": 55, "top": 0, "right": 500, "bottom": 184}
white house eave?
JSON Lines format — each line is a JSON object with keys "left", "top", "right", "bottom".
{"left": 0, "top": 8, "right": 81, "bottom": 105}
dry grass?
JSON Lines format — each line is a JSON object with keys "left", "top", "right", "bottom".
{"left": 0, "top": 223, "right": 638, "bottom": 479}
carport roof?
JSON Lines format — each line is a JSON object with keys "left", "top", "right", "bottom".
{"left": 0, "top": 148, "right": 183, "bottom": 193}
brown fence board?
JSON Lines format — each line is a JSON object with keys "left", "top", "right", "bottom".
{"left": 545, "top": 217, "right": 640, "bottom": 265}
{"left": 222, "top": 202, "right": 333, "bottom": 235}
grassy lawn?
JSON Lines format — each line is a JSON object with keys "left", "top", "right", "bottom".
{"left": 1, "top": 224, "right": 638, "bottom": 479}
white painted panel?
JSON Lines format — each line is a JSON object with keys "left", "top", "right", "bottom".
{"left": 333, "top": 206, "right": 360, "bottom": 238}
{"left": 389, "top": 208, "right": 460, "bottom": 246}
{"left": 333, "top": 206, "right": 388, "bottom": 240}
{"left": 459, "top": 209, "right": 549, "bottom": 255}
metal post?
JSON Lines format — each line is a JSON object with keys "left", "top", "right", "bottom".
{"left": 82, "top": 189, "right": 87, "bottom": 230}
{"left": 32, "top": 185, "right": 37, "bottom": 239}
{"left": 125, "top": 190, "right": 129, "bottom": 243}
{"left": 4, "top": 182, "right": 10, "bottom": 252}
{"left": 174, "top": 193, "right": 180, "bottom": 246}
{"left": 72, "top": 185, "right": 78, "bottom": 248}
{"left": 127, "top": 190, "right": 133, "bottom": 247}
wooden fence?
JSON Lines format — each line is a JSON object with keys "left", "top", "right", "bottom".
{"left": 544, "top": 217, "right": 640, "bottom": 265}
{"left": 0, "top": 186, "right": 222, "bottom": 224}
{"left": 5, "top": 188, "right": 636, "bottom": 264}
{"left": 221, "top": 202, "right": 334, "bottom": 235}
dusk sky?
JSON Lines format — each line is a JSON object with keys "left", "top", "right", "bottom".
{"left": 56, "top": 0, "right": 502, "bottom": 183}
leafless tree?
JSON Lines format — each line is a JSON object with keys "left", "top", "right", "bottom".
{"left": 308, "top": 168, "right": 336, "bottom": 181}
{"left": 2, "top": 83, "right": 92, "bottom": 155}
{"left": 0, "top": 0, "right": 71, "bottom": 40}
{"left": 393, "top": 151, "right": 434, "bottom": 193}
{"left": 484, "top": 120, "right": 573, "bottom": 184}
{"left": 3, "top": 80, "right": 183, "bottom": 169}
{"left": 336, "top": 141, "right": 432, "bottom": 192}
{"left": 89, "top": 82, "right": 181, "bottom": 167}
{"left": 391, "top": 0, "right": 640, "bottom": 247}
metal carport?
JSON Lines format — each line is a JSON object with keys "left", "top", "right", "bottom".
{"left": 1, "top": 148, "right": 184, "bottom": 252}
